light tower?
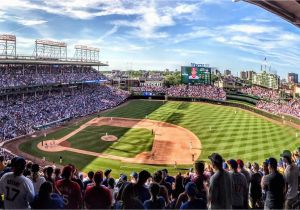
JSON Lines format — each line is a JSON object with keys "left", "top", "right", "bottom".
{"left": 33, "top": 39, "right": 67, "bottom": 60}
{"left": 0, "top": 34, "right": 16, "bottom": 58}
{"left": 73, "top": 45, "right": 99, "bottom": 62}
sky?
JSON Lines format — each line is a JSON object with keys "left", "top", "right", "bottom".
{"left": 0, "top": 0, "right": 300, "bottom": 78}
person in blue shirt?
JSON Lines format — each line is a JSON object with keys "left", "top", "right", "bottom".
{"left": 180, "top": 182, "right": 207, "bottom": 209}
{"left": 31, "top": 181, "right": 64, "bottom": 209}
{"left": 144, "top": 183, "right": 165, "bottom": 209}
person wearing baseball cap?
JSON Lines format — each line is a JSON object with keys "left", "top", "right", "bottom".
{"left": 208, "top": 153, "right": 232, "bottom": 209}
{"left": 84, "top": 171, "right": 112, "bottom": 209}
{"left": 130, "top": 172, "right": 138, "bottom": 183}
{"left": 262, "top": 157, "right": 285, "bottom": 209}
{"left": 237, "top": 159, "right": 251, "bottom": 184}
{"left": 280, "top": 150, "right": 298, "bottom": 209}
{"left": 180, "top": 182, "right": 207, "bottom": 209}
{"left": 227, "top": 159, "right": 247, "bottom": 209}
{"left": 56, "top": 165, "right": 83, "bottom": 209}
{"left": 0, "top": 157, "right": 35, "bottom": 209}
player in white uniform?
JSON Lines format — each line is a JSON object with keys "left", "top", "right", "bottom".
{"left": 0, "top": 157, "right": 35, "bottom": 209}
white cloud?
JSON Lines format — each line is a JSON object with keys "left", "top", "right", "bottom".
{"left": 112, "top": 1, "right": 200, "bottom": 39}
{"left": 224, "top": 24, "right": 278, "bottom": 34}
{"left": 165, "top": 48, "right": 206, "bottom": 56}
{"left": 15, "top": 18, "right": 48, "bottom": 26}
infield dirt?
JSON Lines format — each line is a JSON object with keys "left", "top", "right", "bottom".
{"left": 37, "top": 117, "right": 201, "bottom": 165}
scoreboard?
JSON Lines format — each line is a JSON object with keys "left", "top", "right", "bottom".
{"left": 181, "top": 66, "right": 211, "bottom": 84}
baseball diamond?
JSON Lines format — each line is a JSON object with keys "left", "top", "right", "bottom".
{"left": 8, "top": 99, "right": 300, "bottom": 176}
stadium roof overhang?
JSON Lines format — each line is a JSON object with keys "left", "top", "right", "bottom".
{"left": 0, "top": 58, "right": 108, "bottom": 66}
{"left": 243, "top": 0, "right": 300, "bottom": 28}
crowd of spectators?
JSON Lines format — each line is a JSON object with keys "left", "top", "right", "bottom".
{"left": 240, "top": 86, "right": 280, "bottom": 100}
{"left": 132, "top": 85, "right": 226, "bottom": 101}
{"left": 131, "top": 86, "right": 166, "bottom": 94}
{"left": 0, "top": 85, "right": 129, "bottom": 142}
{"left": 0, "top": 148, "right": 299, "bottom": 209}
{"left": 0, "top": 65, "right": 106, "bottom": 88}
{"left": 256, "top": 99, "right": 300, "bottom": 118}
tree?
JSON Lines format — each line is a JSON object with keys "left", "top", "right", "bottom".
{"left": 164, "top": 71, "right": 181, "bottom": 87}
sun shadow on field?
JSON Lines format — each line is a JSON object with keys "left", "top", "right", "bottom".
{"left": 101, "top": 100, "right": 166, "bottom": 119}
{"left": 66, "top": 125, "right": 131, "bottom": 153}
{"left": 177, "top": 102, "right": 191, "bottom": 110}
{"left": 165, "top": 112, "right": 185, "bottom": 125}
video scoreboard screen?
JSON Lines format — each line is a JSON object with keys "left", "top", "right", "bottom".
{"left": 181, "top": 66, "right": 211, "bottom": 84}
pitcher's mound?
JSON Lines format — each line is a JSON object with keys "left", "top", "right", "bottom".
{"left": 101, "top": 135, "right": 118, "bottom": 142}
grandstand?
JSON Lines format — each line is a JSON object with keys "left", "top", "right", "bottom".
{"left": 1, "top": 1, "right": 300, "bottom": 209}
{"left": 0, "top": 34, "right": 129, "bottom": 144}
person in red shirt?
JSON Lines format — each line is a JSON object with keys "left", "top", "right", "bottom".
{"left": 84, "top": 171, "right": 112, "bottom": 209}
{"left": 55, "top": 166, "right": 82, "bottom": 209}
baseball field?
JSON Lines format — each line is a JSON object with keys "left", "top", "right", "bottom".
{"left": 18, "top": 100, "right": 300, "bottom": 176}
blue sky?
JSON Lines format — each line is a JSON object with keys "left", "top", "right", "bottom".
{"left": 0, "top": 0, "right": 300, "bottom": 78}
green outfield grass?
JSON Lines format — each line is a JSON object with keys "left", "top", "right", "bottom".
{"left": 67, "top": 125, "right": 154, "bottom": 158}
{"left": 19, "top": 100, "right": 300, "bottom": 175}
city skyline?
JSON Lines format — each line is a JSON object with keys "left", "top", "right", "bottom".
{"left": 0, "top": 0, "right": 300, "bottom": 77}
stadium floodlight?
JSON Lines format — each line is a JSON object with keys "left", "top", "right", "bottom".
{"left": 0, "top": 34, "right": 16, "bottom": 58}
{"left": 73, "top": 45, "right": 100, "bottom": 62}
{"left": 33, "top": 39, "right": 67, "bottom": 60}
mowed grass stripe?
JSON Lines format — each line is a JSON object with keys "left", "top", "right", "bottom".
{"left": 67, "top": 125, "right": 154, "bottom": 158}
{"left": 19, "top": 100, "right": 300, "bottom": 175}
{"left": 101, "top": 100, "right": 300, "bottom": 163}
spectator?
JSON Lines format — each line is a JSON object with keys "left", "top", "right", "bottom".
{"left": 162, "top": 168, "right": 175, "bottom": 185}
{"left": 192, "top": 161, "right": 208, "bottom": 201}
{"left": 84, "top": 171, "right": 112, "bottom": 209}
{"left": 172, "top": 174, "right": 185, "bottom": 201}
{"left": 153, "top": 171, "right": 170, "bottom": 206}
{"left": 262, "top": 157, "right": 285, "bottom": 209}
{"left": 31, "top": 181, "right": 64, "bottom": 209}
{"left": 102, "top": 169, "right": 112, "bottom": 187}
{"left": 134, "top": 170, "right": 151, "bottom": 203}
{"left": 107, "top": 177, "right": 116, "bottom": 206}
{"left": 83, "top": 171, "right": 94, "bottom": 190}
{"left": 29, "top": 163, "right": 46, "bottom": 195}
{"left": 144, "top": 183, "right": 166, "bottom": 209}
{"left": 0, "top": 156, "right": 5, "bottom": 172}
{"left": 249, "top": 162, "right": 263, "bottom": 209}
{"left": 227, "top": 159, "right": 248, "bottom": 209}
{"left": 208, "top": 153, "right": 232, "bottom": 209}
{"left": 130, "top": 172, "right": 138, "bottom": 184}
{"left": 56, "top": 165, "right": 83, "bottom": 209}
{"left": 121, "top": 183, "right": 144, "bottom": 209}
{"left": 281, "top": 150, "right": 298, "bottom": 209}
{"left": 54, "top": 168, "right": 62, "bottom": 182}
{"left": 180, "top": 182, "right": 207, "bottom": 209}
{"left": 0, "top": 157, "right": 35, "bottom": 209}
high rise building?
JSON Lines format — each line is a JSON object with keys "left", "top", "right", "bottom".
{"left": 253, "top": 71, "right": 279, "bottom": 89}
{"left": 246, "top": 71, "right": 255, "bottom": 81}
{"left": 288, "top": 73, "right": 298, "bottom": 83}
{"left": 240, "top": 71, "right": 247, "bottom": 80}
{"left": 224, "top": 69, "right": 231, "bottom": 76}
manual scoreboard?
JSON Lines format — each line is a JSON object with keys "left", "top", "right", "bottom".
{"left": 181, "top": 66, "right": 211, "bottom": 84}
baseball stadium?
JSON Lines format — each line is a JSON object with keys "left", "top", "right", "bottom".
{"left": 1, "top": 0, "right": 300, "bottom": 209}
